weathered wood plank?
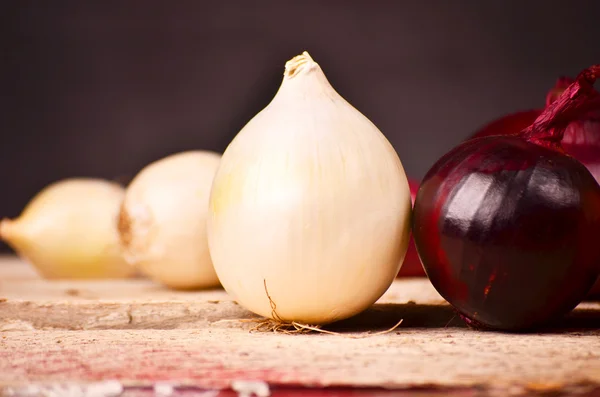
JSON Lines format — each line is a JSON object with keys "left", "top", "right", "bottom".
{"left": 1, "top": 256, "right": 599, "bottom": 396}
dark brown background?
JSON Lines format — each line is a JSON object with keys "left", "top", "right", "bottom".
{"left": 2, "top": 1, "right": 600, "bottom": 252}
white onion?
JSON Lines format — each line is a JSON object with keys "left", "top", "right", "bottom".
{"left": 0, "top": 178, "right": 134, "bottom": 279}
{"left": 118, "top": 151, "right": 221, "bottom": 290}
{"left": 207, "top": 52, "right": 412, "bottom": 324}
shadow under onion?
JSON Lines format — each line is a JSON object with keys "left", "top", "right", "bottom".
{"left": 320, "top": 302, "right": 600, "bottom": 335}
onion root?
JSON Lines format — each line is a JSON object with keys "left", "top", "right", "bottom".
{"left": 247, "top": 280, "right": 404, "bottom": 337}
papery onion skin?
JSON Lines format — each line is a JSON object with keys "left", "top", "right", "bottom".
{"left": 413, "top": 66, "right": 600, "bottom": 330}
{"left": 0, "top": 179, "right": 134, "bottom": 279}
{"left": 207, "top": 52, "right": 412, "bottom": 325}
{"left": 470, "top": 77, "right": 600, "bottom": 298}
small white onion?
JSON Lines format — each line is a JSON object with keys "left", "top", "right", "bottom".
{"left": 207, "top": 52, "right": 412, "bottom": 324}
{"left": 0, "top": 178, "right": 134, "bottom": 279}
{"left": 118, "top": 151, "right": 221, "bottom": 290}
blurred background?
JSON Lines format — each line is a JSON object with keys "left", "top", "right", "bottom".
{"left": 2, "top": 1, "right": 600, "bottom": 252}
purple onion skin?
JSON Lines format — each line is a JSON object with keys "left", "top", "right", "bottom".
{"left": 469, "top": 110, "right": 600, "bottom": 298}
{"left": 413, "top": 135, "right": 600, "bottom": 331}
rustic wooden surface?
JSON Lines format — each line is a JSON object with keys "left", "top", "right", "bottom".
{"left": 1, "top": 256, "right": 599, "bottom": 397}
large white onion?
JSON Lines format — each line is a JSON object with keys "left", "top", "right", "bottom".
{"left": 118, "top": 151, "right": 221, "bottom": 290}
{"left": 207, "top": 52, "right": 412, "bottom": 324}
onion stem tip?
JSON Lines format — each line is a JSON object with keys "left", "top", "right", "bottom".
{"left": 0, "top": 218, "right": 14, "bottom": 241}
{"left": 284, "top": 51, "right": 317, "bottom": 79}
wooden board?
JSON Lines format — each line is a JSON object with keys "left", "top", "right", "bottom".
{"left": 1, "top": 256, "right": 599, "bottom": 397}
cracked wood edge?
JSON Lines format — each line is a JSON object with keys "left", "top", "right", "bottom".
{"left": 0, "top": 299, "right": 254, "bottom": 331}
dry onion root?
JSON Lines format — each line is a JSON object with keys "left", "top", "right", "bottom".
{"left": 0, "top": 178, "right": 135, "bottom": 279}
{"left": 118, "top": 151, "right": 221, "bottom": 290}
{"left": 245, "top": 280, "right": 404, "bottom": 337}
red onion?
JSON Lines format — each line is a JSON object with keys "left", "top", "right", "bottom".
{"left": 413, "top": 65, "right": 600, "bottom": 331}
{"left": 472, "top": 77, "right": 600, "bottom": 298}
{"left": 399, "top": 82, "right": 580, "bottom": 279}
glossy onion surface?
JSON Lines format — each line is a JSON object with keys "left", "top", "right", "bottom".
{"left": 470, "top": 82, "right": 600, "bottom": 298}
{"left": 413, "top": 136, "right": 600, "bottom": 330}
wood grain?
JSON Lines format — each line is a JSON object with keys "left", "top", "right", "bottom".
{"left": 0, "top": 256, "right": 599, "bottom": 396}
